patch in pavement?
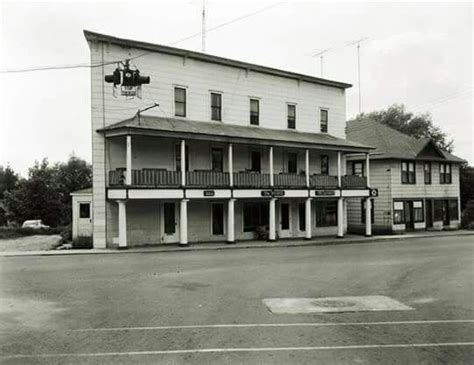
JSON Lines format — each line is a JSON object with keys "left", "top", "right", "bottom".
{"left": 263, "top": 296, "right": 414, "bottom": 314}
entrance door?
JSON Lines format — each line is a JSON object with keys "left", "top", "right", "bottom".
{"left": 404, "top": 201, "right": 414, "bottom": 231}
{"left": 426, "top": 200, "right": 433, "bottom": 229}
{"left": 78, "top": 202, "right": 92, "bottom": 237}
{"left": 279, "top": 202, "right": 291, "bottom": 238}
{"left": 442, "top": 200, "right": 450, "bottom": 226}
{"left": 161, "top": 202, "right": 179, "bottom": 243}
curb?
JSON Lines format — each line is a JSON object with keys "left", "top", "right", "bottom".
{"left": 1, "top": 231, "right": 473, "bottom": 258}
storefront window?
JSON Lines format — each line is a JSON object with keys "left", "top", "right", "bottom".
{"left": 393, "top": 201, "right": 405, "bottom": 224}
{"left": 316, "top": 200, "right": 337, "bottom": 227}
{"left": 413, "top": 201, "right": 424, "bottom": 222}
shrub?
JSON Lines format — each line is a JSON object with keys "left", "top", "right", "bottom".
{"left": 461, "top": 199, "right": 474, "bottom": 229}
{"left": 59, "top": 224, "right": 72, "bottom": 243}
{"left": 72, "top": 236, "right": 93, "bottom": 249}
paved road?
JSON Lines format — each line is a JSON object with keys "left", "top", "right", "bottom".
{"left": 1, "top": 236, "right": 473, "bottom": 364}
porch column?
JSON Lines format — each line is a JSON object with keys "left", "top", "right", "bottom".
{"left": 227, "top": 198, "right": 236, "bottom": 243}
{"left": 181, "top": 139, "right": 186, "bottom": 186}
{"left": 269, "top": 198, "right": 276, "bottom": 241}
{"left": 180, "top": 199, "right": 189, "bottom": 245}
{"left": 337, "top": 197, "right": 344, "bottom": 238}
{"left": 269, "top": 146, "right": 274, "bottom": 187}
{"left": 117, "top": 200, "right": 127, "bottom": 249}
{"left": 365, "top": 152, "right": 371, "bottom": 187}
{"left": 305, "top": 149, "right": 310, "bottom": 188}
{"left": 228, "top": 143, "right": 234, "bottom": 187}
{"left": 365, "top": 197, "right": 372, "bottom": 237}
{"left": 305, "top": 197, "right": 312, "bottom": 239}
{"left": 126, "top": 135, "right": 132, "bottom": 185}
{"left": 337, "top": 151, "right": 342, "bottom": 188}
{"left": 365, "top": 152, "right": 372, "bottom": 236}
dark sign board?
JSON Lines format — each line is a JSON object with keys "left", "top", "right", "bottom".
{"left": 315, "top": 190, "right": 335, "bottom": 196}
{"left": 203, "top": 190, "right": 215, "bottom": 197}
{"left": 261, "top": 190, "right": 286, "bottom": 197}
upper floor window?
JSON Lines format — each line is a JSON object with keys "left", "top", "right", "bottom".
{"left": 320, "top": 109, "right": 328, "bottom": 133}
{"left": 352, "top": 161, "right": 364, "bottom": 177}
{"left": 211, "top": 92, "right": 222, "bottom": 121}
{"left": 250, "top": 99, "right": 259, "bottom": 125}
{"left": 287, "top": 152, "right": 297, "bottom": 174}
{"left": 440, "top": 163, "right": 452, "bottom": 184}
{"left": 424, "top": 162, "right": 431, "bottom": 184}
{"left": 321, "top": 155, "right": 329, "bottom": 175}
{"left": 401, "top": 161, "right": 415, "bottom": 184}
{"left": 174, "top": 87, "right": 186, "bottom": 117}
{"left": 211, "top": 148, "right": 223, "bottom": 172}
{"left": 287, "top": 104, "right": 296, "bottom": 129}
{"left": 250, "top": 151, "right": 261, "bottom": 172}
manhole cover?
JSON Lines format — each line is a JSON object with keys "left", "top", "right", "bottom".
{"left": 263, "top": 296, "right": 414, "bottom": 314}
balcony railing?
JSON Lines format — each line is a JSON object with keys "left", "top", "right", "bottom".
{"left": 341, "top": 175, "right": 367, "bottom": 189}
{"left": 108, "top": 169, "right": 367, "bottom": 189}
{"left": 186, "top": 171, "right": 230, "bottom": 187}
{"left": 274, "top": 173, "right": 306, "bottom": 188}
{"left": 233, "top": 172, "right": 271, "bottom": 188}
{"left": 310, "top": 174, "right": 338, "bottom": 189}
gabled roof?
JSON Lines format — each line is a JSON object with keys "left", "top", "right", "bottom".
{"left": 83, "top": 30, "right": 351, "bottom": 90}
{"left": 98, "top": 115, "right": 374, "bottom": 153}
{"left": 70, "top": 187, "right": 92, "bottom": 195}
{"left": 346, "top": 119, "right": 465, "bottom": 163}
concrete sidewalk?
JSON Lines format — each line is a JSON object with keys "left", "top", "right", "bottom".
{"left": 1, "top": 230, "right": 473, "bottom": 257}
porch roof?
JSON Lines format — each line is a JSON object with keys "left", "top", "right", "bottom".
{"left": 98, "top": 115, "right": 374, "bottom": 153}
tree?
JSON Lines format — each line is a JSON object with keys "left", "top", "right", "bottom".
{"left": 350, "top": 104, "right": 454, "bottom": 152}
{"left": 0, "top": 165, "right": 18, "bottom": 199}
{"left": 3, "top": 156, "right": 92, "bottom": 227}
{"left": 55, "top": 155, "right": 92, "bottom": 224}
{"left": 460, "top": 164, "right": 474, "bottom": 210}
{"left": 4, "top": 159, "right": 63, "bottom": 226}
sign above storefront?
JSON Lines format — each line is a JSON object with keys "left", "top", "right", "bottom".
{"left": 315, "top": 190, "right": 335, "bottom": 196}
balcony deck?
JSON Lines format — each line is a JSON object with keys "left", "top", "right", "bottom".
{"left": 109, "top": 169, "right": 367, "bottom": 189}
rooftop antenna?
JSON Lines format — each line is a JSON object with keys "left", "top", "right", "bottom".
{"left": 346, "top": 37, "right": 369, "bottom": 114}
{"left": 311, "top": 48, "right": 331, "bottom": 77}
{"left": 201, "top": 0, "right": 206, "bottom": 52}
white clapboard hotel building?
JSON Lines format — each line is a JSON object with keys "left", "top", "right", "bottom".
{"left": 84, "top": 30, "right": 376, "bottom": 249}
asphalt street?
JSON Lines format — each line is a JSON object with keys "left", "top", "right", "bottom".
{"left": 1, "top": 235, "right": 473, "bottom": 364}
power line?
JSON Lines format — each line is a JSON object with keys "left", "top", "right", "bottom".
{"left": 1, "top": 2, "right": 283, "bottom": 74}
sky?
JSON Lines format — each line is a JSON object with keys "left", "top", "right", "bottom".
{"left": 0, "top": 0, "right": 472, "bottom": 176}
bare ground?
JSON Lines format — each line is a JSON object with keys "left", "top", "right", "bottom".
{"left": 0, "top": 235, "right": 61, "bottom": 252}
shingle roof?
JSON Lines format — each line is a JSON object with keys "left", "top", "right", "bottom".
{"left": 83, "top": 30, "right": 351, "bottom": 90}
{"left": 98, "top": 115, "right": 373, "bottom": 152}
{"left": 70, "top": 187, "right": 92, "bottom": 195}
{"left": 346, "top": 119, "right": 465, "bottom": 163}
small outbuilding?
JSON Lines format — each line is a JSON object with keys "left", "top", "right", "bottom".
{"left": 70, "top": 188, "right": 93, "bottom": 240}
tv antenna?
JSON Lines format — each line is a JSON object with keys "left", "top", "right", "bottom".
{"left": 312, "top": 48, "right": 331, "bottom": 77}
{"left": 346, "top": 37, "right": 369, "bottom": 113}
{"left": 202, "top": 0, "right": 206, "bottom": 52}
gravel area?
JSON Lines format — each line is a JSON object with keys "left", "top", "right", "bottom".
{"left": 0, "top": 235, "right": 61, "bottom": 252}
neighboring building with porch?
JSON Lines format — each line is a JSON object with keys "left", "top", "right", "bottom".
{"left": 346, "top": 119, "right": 464, "bottom": 234}
{"left": 84, "top": 30, "right": 376, "bottom": 249}
{"left": 70, "top": 188, "right": 93, "bottom": 240}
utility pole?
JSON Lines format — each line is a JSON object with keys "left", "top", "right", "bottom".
{"left": 346, "top": 37, "right": 368, "bottom": 114}
{"left": 201, "top": 0, "right": 206, "bottom": 52}
{"left": 312, "top": 49, "right": 330, "bottom": 77}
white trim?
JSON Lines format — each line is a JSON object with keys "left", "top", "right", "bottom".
{"left": 172, "top": 85, "right": 188, "bottom": 119}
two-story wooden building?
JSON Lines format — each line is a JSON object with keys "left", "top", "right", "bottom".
{"left": 84, "top": 30, "right": 375, "bottom": 249}
{"left": 346, "top": 119, "right": 464, "bottom": 234}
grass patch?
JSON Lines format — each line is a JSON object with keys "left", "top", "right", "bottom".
{"left": 0, "top": 226, "right": 65, "bottom": 239}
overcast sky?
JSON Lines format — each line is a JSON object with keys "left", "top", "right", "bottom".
{"left": 1, "top": 0, "right": 472, "bottom": 176}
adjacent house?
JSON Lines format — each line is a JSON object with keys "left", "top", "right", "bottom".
{"left": 83, "top": 30, "right": 375, "bottom": 249}
{"left": 346, "top": 119, "right": 464, "bottom": 234}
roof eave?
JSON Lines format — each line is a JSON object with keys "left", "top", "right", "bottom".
{"left": 97, "top": 125, "right": 374, "bottom": 153}
{"left": 83, "top": 30, "right": 352, "bottom": 90}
